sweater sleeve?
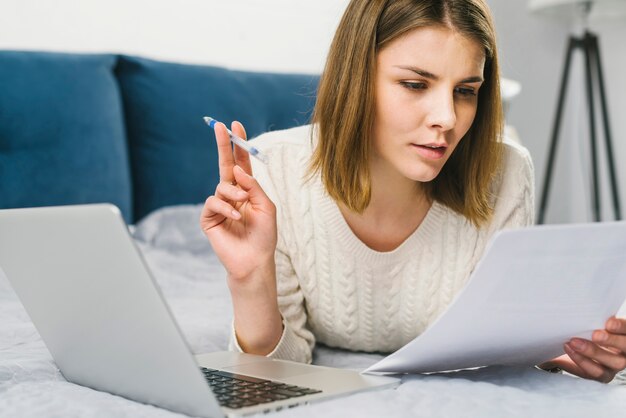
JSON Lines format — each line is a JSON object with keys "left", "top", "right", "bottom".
{"left": 268, "top": 240, "right": 316, "bottom": 363}
{"left": 228, "top": 135, "right": 316, "bottom": 364}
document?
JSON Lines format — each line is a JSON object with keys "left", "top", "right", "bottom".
{"left": 365, "top": 222, "right": 626, "bottom": 374}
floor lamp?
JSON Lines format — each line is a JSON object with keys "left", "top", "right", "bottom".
{"left": 529, "top": 0, "right": 625, "bottom": 223}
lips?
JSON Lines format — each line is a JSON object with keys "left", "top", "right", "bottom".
{"left": 420, "top": 143, "right": 448, "bottom": 149}
{"left": 411, "top": 143, "right": 448, "bottom": 160}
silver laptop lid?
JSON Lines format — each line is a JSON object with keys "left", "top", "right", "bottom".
{"left": 0, "top": 204, "right": 222, "bottom": 418}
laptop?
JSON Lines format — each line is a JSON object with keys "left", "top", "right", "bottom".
{"left": 0, "top": 204, "right": 399, "bottom": 417}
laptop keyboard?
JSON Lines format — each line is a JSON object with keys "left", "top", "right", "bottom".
{"left": 201, "top": 367, "right": 322, "bottom": 410}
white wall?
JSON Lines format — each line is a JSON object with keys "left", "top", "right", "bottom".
{"left": 0, "top": 0, "right": 349, "bottom": 73}
{"left": 488, "top": 1, "right": 626, "bottom": 224}
{"left": 2, "top": 0, "right": 625, "bottom": 224}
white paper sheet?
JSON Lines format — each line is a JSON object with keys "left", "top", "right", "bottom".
{"left": 365, "top": 221, "right": 626, "bottom": 374}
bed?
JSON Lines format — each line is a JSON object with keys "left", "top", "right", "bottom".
{"left": 2, "top": 204, "right": 626, "bottom": 418}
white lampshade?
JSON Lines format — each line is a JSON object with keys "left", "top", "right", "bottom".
{"left": 501, "top": 77, "right": 522, "bottom": 102}
{"left": 529, "top": 0, "right": 626, "bottom": 20}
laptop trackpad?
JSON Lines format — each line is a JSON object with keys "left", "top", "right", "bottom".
{"left": 221, "top": 361, "right": 319, "bottom": 379}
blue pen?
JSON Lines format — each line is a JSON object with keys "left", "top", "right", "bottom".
{"left": 203, "top": 117, "right": 268, "bottom": 164}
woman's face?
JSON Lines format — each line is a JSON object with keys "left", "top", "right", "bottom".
{"left": 372, "top": 25, "right": 485, "bottom": 183}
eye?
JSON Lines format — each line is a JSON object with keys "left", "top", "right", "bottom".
{"left": 399, "top": 81, "right": 426, "bottom": 91}
{"left": 454, "top": 86, "right": 477, "bottom": 97}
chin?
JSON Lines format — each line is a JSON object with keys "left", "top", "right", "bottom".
{"left": 405, "top": 165, "right": 443, "bottom": 183}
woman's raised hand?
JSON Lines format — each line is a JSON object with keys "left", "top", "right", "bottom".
{"left": 200, "top": 121, "right": 277, "bottom": 282}
{"left": 200, "top": 121, "right": 283, "bottom": 355}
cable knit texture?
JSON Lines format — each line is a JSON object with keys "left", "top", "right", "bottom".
{"left": 229, "top": 124, "right": 535, "bottom": 364}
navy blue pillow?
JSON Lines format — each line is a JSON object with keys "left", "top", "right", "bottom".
{"left": 115, "top": 55, "right": 318, "bottom": 222}
{"left": 0, "top": 51, "right": 132, "bottom": 223}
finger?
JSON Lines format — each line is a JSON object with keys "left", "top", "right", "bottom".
{"left": 606, "top": 317, "right": 626, "bottom": 334}
{"left": 215, "top": 122, "right": 236, "bottom": 185}
{"left": 215, "top": 181, "right": 249, "bottom": 202}
{"left": 597, "top": 317, "right": 626, "bottom": 353}
{"left": 570, "top": 337, "right": 626, "bottom": 371}
{"left": 233, "top": 165, "right": 273, "bottom": 210}
{"left": 564, "top": 342, "right": 614, "bottom": 382}
{"left": 593, "top": 328, "right": 626, "bottom": 354}
{"left": 231, "top": 121, "right": 253, "bottom": 175}
{"left": 200, "top": 197, "right": 225, "bottom": 232}
{"left": 200, "top": 196, "right": 241, "bottom": 228}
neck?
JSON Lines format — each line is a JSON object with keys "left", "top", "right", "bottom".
{"left": 336, "top": 159, "right": 431, "bottom": 252}
{"left": 338, "top": 158, "right": 429, "bottom": 227}
{"left": 365, "top": 158, "right": 427, "bottom": 221}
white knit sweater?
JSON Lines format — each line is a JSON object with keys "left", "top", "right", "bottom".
{"left": 230, "top": 124, "right": 535, "bottom": 364}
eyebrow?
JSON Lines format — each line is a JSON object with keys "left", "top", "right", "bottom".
{"left": 394, "top": 65, "right": 484, "bottom": 83}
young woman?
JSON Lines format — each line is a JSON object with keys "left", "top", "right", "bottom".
{"left": 200, "top": 0, "right": 626, "bottom": 383}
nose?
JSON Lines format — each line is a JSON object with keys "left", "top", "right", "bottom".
{"left": 426, "top": 90, "right": 456, "bottom": 132}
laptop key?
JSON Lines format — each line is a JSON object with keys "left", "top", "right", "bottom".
{"left": 213, "top": 388, "right": 229, "bottom": 395}
{"left": 266, "top": 393, "right": 289, "bottom": 401}
{"left": 251, "top": 396, "right": 274, "bottom": 404}
{"left": 201, "top": 367, "right": 323, "bottom": 407}
{"left": 297, "top": 388, "right": 323, "bottom": 395}
{"left": 212, "top": 370, "right": 269, "bottom": 384}
{"left": 271, "top": 389, "right": 306, "bottom": 397}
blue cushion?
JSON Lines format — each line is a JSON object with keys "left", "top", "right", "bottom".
{"left": 115, "top": 55, "right": 318, "bottom": 222}
{"left": 0, "top": 51, "right": 132, "bottom": 223}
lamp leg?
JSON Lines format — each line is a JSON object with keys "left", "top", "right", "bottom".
{"left": 583, "top": 32, "right": 601, "bottom": 222}
{"left": 538, "top": 37, "right": 577, "bottom": 224}
{"left": 590, "top": 33, "right": 622, "bottom": 220}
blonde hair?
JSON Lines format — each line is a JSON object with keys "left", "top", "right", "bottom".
{"left": 309, "top": 0, "right": 504, "bottom": 227}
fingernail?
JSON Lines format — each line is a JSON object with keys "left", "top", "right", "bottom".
{"left": 237, "top": 190, "right": 247, "bottom": 198}
{"left": 570, "top": 339, "right": 585, "bottom": 351}
{"left": 593, "top": 330, "right": 608, "bottom": 342}
{"left": 608, "top": 318, "right": 620, "bottom": 332}
{"left": 231, "top": 210, "right": 241, "bottom": 219}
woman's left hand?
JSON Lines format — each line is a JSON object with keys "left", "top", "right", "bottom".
{"left": 540, "top": 316, "right": 626, "bottom": 383}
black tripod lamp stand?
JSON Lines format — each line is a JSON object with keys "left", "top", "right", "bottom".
{"left": 530, "top": 0, "right": 623, "bottom": 223}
